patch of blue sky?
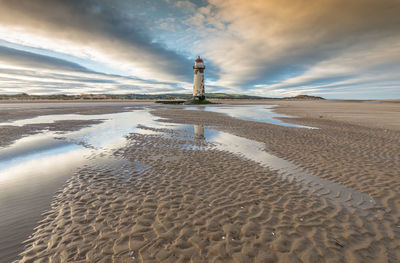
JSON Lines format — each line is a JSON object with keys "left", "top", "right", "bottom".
{"left": 253, "top": 74, "right": 352, "bottom": 93}
{"left": 250, "top": 67, "right": 310, "bottom": 88}
{"left": 135, "top": 1, "right": 214, "bottom": 57}
{"left": 316, "top": 84, "right": 400, "bottom": 99}
{"left": 305, "top": 76, "right": 352, "bottom": 87}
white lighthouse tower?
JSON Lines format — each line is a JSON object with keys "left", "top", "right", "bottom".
{"left": 193, "top": 56, "right": 205, "bottom": 100}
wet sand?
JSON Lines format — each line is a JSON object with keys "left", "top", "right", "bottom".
{"left": 0, "top": 100, "right": 399, "bottom": 262}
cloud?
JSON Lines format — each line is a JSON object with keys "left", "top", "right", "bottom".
{"left": 250, "top": 37, "right": 400, "bottom": 98}
{"left": 0, "top": 0, "right": 193, "bottom": 83}
{"left": 0, "top": 45, "right": 187, "bottom": 95}
{"left": 0, "top": 46, "right": 91, "bottom": 73}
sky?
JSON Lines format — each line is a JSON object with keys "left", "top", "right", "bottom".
{"left": 0, "top": 0, "right": 399, "bottom": 99}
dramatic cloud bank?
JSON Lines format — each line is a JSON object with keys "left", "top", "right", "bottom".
{"left": 0, "top": 0, "right": 399, "bottom": 98}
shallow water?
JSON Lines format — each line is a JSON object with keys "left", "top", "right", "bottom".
{"left": 186, "top": 105, "right": 316, "bottom": 129}
{"left": 0, "top": 110, "right": 167, "bottom": 181}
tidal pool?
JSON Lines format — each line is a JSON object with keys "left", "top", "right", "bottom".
{"left": 186, "top": 105, "right": 316, "bottom": 129}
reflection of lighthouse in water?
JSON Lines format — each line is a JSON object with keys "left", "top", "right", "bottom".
{"left": 194, "top": 125, "right": 205, "bottom": 140}
{"left": 193, "top": 56, "right": 205, "bottom": 100}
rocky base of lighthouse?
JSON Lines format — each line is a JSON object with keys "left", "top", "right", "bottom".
{"left": 183, "top": 99, "right": 215, "bottom": 105}
{"left": 193, "top": 95, "right": 205, "bottom": 101}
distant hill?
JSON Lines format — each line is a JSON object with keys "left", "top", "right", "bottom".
{"left": 282, "top": 95, "right": 325, "bottom": 100}
{"left": 110, "top": 93, "right": 267, "bottom": 99}
{"left": 0, "top": 93, "right": 267, "bottom": 100}
{"left": 0, "top": 93, "right": 324, "bottom": 100}
{"left": 0, "top": 93, "right": 110, "bottom": 100}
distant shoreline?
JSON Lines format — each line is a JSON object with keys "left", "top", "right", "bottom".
{"left": 0, "top": 93, "right": 325, "bottom": 101}
{"left": 0, "top": 98, "right": 399, "bottom": 104}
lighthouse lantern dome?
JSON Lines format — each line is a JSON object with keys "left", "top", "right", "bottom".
{"left": 194, "top": 56, "right": 205, "bottom": 69}
{"left": 195, "top": 56, "right": 203, "bottom": 63}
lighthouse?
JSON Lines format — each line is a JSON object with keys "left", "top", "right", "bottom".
{"left": 193, "top": 56, "right": 205, "bottom": 100}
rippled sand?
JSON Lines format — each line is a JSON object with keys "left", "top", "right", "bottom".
{"left": 18, "top": 103, "right": 400, "bottom": 263}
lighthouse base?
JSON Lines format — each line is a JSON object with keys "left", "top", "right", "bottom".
{"left": 193, "top": 96, "right": 205, "bottom": 101}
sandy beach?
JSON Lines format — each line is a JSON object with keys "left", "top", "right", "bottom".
{"left": 0, "top": 100, "right": 399, "bottom": 262}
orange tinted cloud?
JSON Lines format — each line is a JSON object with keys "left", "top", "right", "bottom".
{"left": 192, "top": 0, "right": 400, "bottom": 96}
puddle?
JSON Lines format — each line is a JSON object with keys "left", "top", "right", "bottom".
{"left": 0, "top": 109, "right": 174, "bottom": 187}
{"left": 185, "top": 105, "right": 316, "bottom": 129}
{"left": 0, "top": 114, "right": 105, "bottom": 127}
